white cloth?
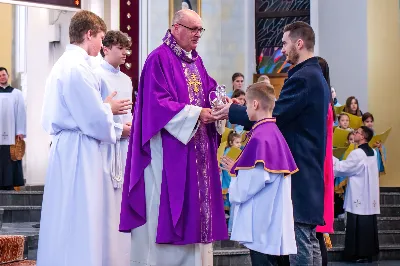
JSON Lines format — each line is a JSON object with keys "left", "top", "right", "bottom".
{"left": 229, "top": 163, "right": 297, "bottom": 256}
{"left": 0, "top": 88, "right": 26, "bottom": 145}
{"left": 130, "top": 105, "right": 214, "bottom": 266}
{"left": 333, "top": 148, "right": 380, "bottom": 215}
{"left": 92, "top": 59, "right": 133, "bottom": 265}
{"left": 37, "top": 44, "right": 116, "bottom": 266}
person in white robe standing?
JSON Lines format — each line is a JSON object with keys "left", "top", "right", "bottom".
{"left": 37, "top": 11, "right": 132, "bottom": 266}
{"left": 0, "top": 67, "right": 26, "bottom": 190}
{"left": 333, "top": 126, "right": 380, "bottom": 263}
{"left": 93, "top": 30, "right": 133, "bottom": 265}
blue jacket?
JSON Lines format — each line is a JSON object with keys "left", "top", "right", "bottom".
{"left": 228, "top": 57, "right": 330, "bottom": 225}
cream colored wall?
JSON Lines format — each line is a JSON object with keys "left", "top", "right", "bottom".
{"left": 367, "top": 0, "right": 400, "bottom": 186}
{"left": 0, "top": 3, "right": 13, "bottom": 80}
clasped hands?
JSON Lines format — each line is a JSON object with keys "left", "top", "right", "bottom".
{"left": 200, "top": 97, "right": 241, "bottom": 124}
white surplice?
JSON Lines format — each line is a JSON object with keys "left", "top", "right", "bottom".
{"left": 93, "top": 59, "right": 132, "bottom": 266}
{"left": 37, "top": 44, "right": 116, "bottom": 266}
{"left": 229, "top": 163, "right": 297, "bottom": 256}
{"left": 333, "top": 148, "right": 380, "bottom": 215}
{"left": 130, "top": 105, "right": 215, "bottom": 266}
{"left": 0, "top": 87, "right": 26, "bottom": 145}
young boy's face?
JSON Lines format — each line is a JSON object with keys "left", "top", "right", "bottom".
{"left": 339, "top": 115, "right": 349, "bottom": 129}
{"left": 104, "top": 44, "right": 128, "bottom": 66}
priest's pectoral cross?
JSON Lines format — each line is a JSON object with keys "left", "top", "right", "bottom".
{"left": 354, "top": 199, "right": 361, "bottom": 207}
{"left": 188, "top": 73, "right": 202, "bottom": 94}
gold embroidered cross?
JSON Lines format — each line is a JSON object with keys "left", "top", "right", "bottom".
{"left": 188, "top": 73, "right": 202, "bottom": 94}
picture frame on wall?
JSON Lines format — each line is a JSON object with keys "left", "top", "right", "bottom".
{"left": 169, "top": 0, "right": 201, "bottom": 26}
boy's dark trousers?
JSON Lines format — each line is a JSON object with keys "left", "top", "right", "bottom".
{"left": 249, "top": 250, "right": 290, "bottom": 266}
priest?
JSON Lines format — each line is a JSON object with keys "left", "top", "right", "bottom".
{"left": 93, "top": 30, "right": 132, "bottom": 265}
{"left": 333, "top": 126, "right": 380, "bottom": 263}
{"left": 0, "top": 67, "right": 26, "bottom": 190}
{"left": 119, "top": 9, "right": 228, "bottom": 266}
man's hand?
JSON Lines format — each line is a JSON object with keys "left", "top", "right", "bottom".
{"left": 122, "top": 123, "right": 131, "bottom": 138}
{"left": 200, "top": 108, "right": 217, "bottom": 124}
{"left": 105, "top": 91, "right": 133, "bottom": 115}
{"left": 220, "top": 156, "right": 235, "bottom": 171}
{"left": 16, "top": 134, "right": 24, "bottom": 141}
{"left": 212, "top": 102, "right": 232, "bottom": 120}
{"left": 373, "top": 141, "right": 382, "bottom": 149}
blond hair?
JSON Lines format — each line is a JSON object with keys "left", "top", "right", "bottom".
{"left": 246, "top": 82, "right": 275, "bottom": 111}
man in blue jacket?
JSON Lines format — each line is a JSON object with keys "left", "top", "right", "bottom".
{"left": 215, "top": 22, "right": 330, "bottom": 265}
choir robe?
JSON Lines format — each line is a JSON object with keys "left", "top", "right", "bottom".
{"left": 119, "top": 30, "right": 227, "bottom": 266}
{"left": 37, "top": 44, "right": 116, "bottom": 266}
{"left": 333, "top": 143, "right": 380, "bottom": 260}
{"left": 93, "top": 59, "right": 132, "bottom": 265}
{"left": 0, "top": 85, "right": 26, "bottom": 188}
{"left": 229, "top": 118, "right": 298, "bottom": 257}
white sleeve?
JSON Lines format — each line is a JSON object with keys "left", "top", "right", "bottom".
{"left": 333, "top": 151, "right": 364, "bottom": 177}
{"left": 229, "top": 163, "right": 271, "bottom": 204}
{"left": 63, "top": 66, "right": 116, "bottom": 144}
{"left": 164, "top": 105, "right": 202, "bottom": 145}
{"left": 15, "top": 91, "right": 26, "bottom": 137}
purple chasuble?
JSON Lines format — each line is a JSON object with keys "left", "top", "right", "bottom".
{"left": 119, "top": 30, "right": 228, "bottom": 244}
{"left": 230, "top": 118, "right": 298, "bottom": 176}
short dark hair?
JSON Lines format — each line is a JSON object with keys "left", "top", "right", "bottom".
{"left": 360, "top": 126, "right": 374, "bottom": 142}
{"left": 231, "top": 72, "right": 244, "bottom": 82}
{"left": 362, "top": 112, "right": 374, "bottom": 123}
{"left": 246, "top": 82, "right": 275, "bottom": 111}
{"left": 100, "top": 30, "right": 132, "bottom": 57}
{"left": 231, "top": 89, "right": 245, "bottom": 99}
{"left": 283, "top": 21, "right": 315, "bottom": 52}
{"left": 0, "top": 67, "right": 8, "bottom": 75}
{"left": 69, "top": 10, "right": 107, "bottom": 44}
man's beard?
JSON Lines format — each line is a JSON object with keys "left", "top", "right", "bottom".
{"left": 286, "top": 47, "right": 300, "bottom": 65}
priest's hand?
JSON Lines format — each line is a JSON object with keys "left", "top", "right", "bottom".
{"left": 122, "top": 123, "right": 131, "bottom": 138}
{"left": 16, "top": 134, "right": 24, "bottom": 141}
{"left": 213, "top": 102, "right": 232, "bottom": 120}
{"left": 105, "top": 91, "right": 133, "bottom": 115}
{"left": 220, "top": 156, "right": 235, "bottom": 172}
{"left": 200, "top": 108, "right": 216, "bottom": 124}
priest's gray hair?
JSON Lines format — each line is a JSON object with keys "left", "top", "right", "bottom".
{"left": 172, "top": 10, "right": 185, "bottom": 25}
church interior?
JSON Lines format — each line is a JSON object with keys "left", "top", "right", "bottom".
{"left": 0, "top": 0, "right": 400, "bottom": 265}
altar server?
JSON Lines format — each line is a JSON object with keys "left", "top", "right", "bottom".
{"left": 333, "top": 126, "right": 380, "bottom": 263}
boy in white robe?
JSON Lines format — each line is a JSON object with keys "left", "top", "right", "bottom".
{"left": 224, "top": 82, "right": 298, "bottom": 266}
{"left": 0, "top": 67, "right": 26, "bottom": 190}
{"left": 333, "top": 126, "right": 380, "bottom": 263}
{"left": 38, "top": 11, "right": 132, "bottom": 266}
{"left": 93, "top": 30, "right": 132, "bottom": 265}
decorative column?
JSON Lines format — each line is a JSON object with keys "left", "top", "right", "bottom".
{"left": 119, "top": 0, "right": 139, "bottom": 96}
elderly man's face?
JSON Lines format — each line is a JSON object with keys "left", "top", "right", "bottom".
{"left": 173, "top": 14, "right": 203, "bottom": 52}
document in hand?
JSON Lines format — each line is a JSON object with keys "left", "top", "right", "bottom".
{"left": 241, "top": 131, "right": 249, "bottom": 145}
{"left": 344, "top": 112, "right": 363, "bottom": 129}
{"left": 225, "top": 147, "right": 242, "bottom": 161}
{"left": 343, "top": 144, "right": 356, "bottom": 160}
{"left": 333, "top": 127, "right": 351, "bottom": 148}
{"left": 334, "top": 105, "right": 344, "bottom": 116}
{"left": 369, "top": 127, "right": 392, "bottom": 148}
{"left": 333, "top": 147, "right": 348, "bottom": 159}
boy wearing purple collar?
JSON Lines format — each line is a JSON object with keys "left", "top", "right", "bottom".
{"left": 228, "top": 82, "right": 298, "bottom": 265}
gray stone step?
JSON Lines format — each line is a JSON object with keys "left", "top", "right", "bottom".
{"left": 0, "top": 222, "right": 39, "bottom": 260}
{"left": 0, "top": 190, "right": 43, "bottom": 207}
{"left": 2, "top": 206, "right": 41, "bottom": 223}
{"left": 381, "top": 205, "right": 400, "bottom": 217}
{"left": 213, "top": 241, "right": 400, "bottom": 263}
{"left": 381, "top": 192, "right": 400, "bottom": 205}
{"left": 334, "top": 217, "right": 400, "bottom": 231}
{"left": 330, "top": 230, "right": 400, "bottom": 247}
